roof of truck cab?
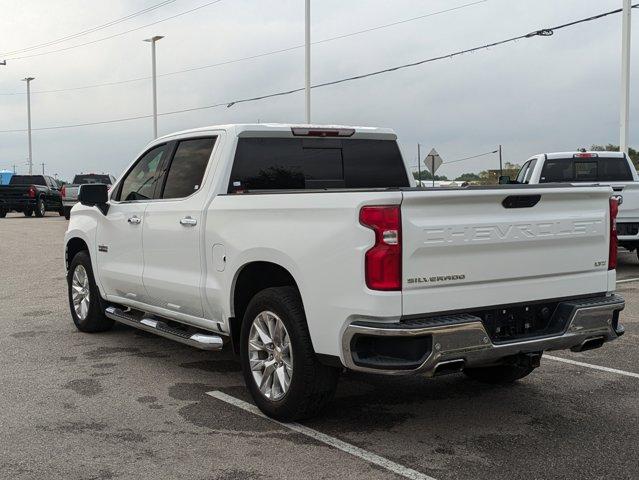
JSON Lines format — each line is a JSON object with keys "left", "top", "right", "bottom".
{"left": 155, "top": 123, "right": 397, "bottom": 141}
{"left": 543, "top": 151, "right": 627, "bottom": 160}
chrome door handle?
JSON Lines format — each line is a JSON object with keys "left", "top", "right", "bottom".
{"left": 127, "top": 216, "right": 141, "bottom": 225}
{"left": 180, "top": 216, "right": 197, "bottom": 226}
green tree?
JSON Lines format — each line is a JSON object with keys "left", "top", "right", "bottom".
{"left": 455, "top": 172, "right": 481, "bottom": 182}
{"left": 590, "top": 144, "right": 639, "bottom": 169}
{"left": 412, "top": 170, "right": 449, "bottom": 182}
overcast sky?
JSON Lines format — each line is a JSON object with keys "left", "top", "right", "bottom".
{"left": 0, "top": 0, "right": 636, "bottom": 181}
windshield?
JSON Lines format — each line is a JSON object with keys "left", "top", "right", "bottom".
{"left": 73, "top": 174, "right": 112, "bottom": 184}
{"left": 9, "top": 175, "right": 46, "bottom": 186}
{"left": 539, "top": 157, "right": 633, "bottom": 182}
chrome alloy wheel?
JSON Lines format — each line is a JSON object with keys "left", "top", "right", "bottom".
{"left": 248, "top": 311, "right": 293, "bottom": 400}
{"left": 71, "top": 265, "right": 91, "bottom": 320}
{"left": 38, "top": 200, "right": 45, "bottom": 216}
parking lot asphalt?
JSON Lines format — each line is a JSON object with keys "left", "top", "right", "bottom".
{"left": 1, "top": 213, "right": 638, "bottom": 480}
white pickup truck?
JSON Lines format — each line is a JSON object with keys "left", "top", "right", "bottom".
{"left": 64, "top": 124, "right": 625, "bottom": 420}
{"left": 512, "top": 151, "right": 639, "bottom": 256}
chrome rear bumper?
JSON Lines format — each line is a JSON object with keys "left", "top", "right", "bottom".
{"left": 341, "top": 295, "right": 625, "bottom": 375}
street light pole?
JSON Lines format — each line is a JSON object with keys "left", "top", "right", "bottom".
{"left": 22, "top": 77, "right": 35, "bottom": 175}
{"left": 620, "top": 0, "right": 632, "bottom": 154}
{"left": 144, "top": 36, "right": 164, "bottom": 139}
{"left": 305, "top": 0, "right": 311, "bottom": 124}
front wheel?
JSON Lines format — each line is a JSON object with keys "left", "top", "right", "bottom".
{"left": 63, "top": 207, "right": 71, "bottom": 220}
{"left": 240, "top": 286, "right": 339, "bottom": 421}
{"left": 24, "top": 208, "right": 33, "bottom": 217}
{"left": 0, "top": 209, "right": 6, "bottom": 218}
{"left": 34, "top": 198, "right": 46, "bottom": 217}
{"left": 463, "top": 364, "right": 536, "bottom": 384}
{"left": 67, "top": 251, "right": 114, "bottom": 333}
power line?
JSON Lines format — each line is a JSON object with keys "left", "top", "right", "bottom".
{"left": 0, "top": 3, "right": 636, "bottom": 134}
{"left": 444, "top": 150, "right": 498, "bottom": 165}
{"left": 0, "top": 0, "right": 487, "bottom": 95}
{"left": 3, "top": 0, "right": 224, "bottom": 61}
{"left": 0, "top": 0, "right": 177, "bottom": 57}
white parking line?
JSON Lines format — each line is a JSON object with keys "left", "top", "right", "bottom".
{"left": 206, "top": 390, "right": 436, "bottom": 480}
{"left": 545, "top": 355, "right": 639, "bottom": 379}
{"left": 616, "top": 277, "right": 639, "bottom": 284}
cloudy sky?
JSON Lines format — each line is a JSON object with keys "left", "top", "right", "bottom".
{"left": 0, "top": 0, "right": 636, "bottom": 181}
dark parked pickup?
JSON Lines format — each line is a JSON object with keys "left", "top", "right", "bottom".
{"left": 0, "top": 175, "right": 64, "bottom": 218}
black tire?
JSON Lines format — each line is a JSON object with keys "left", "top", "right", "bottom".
{"left": 24, "top": 208, "right": 33, "bottom": 217}
{"left": 0, "top": 209, "right": 6, "bottom": 218}
{"left": 67, "top": 250, "right": 114, "bottom": 333}
{"left": 240, "top": 286, "right": 339, "bottom": 421}
{"left": 59, "top": 207, "right": 65, "bottom": 217}
{"left": 34, "top": 197, "right": 45, "bottom": 217}
{"left": 463, "top": 364, "right": 536, "bottom": 384}
{"left": 63, "top": 207, "right": 71, "bottom": 220}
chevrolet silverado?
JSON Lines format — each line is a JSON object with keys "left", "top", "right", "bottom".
{"left": 64, "top": 124, "right": 625, "bottom": 420}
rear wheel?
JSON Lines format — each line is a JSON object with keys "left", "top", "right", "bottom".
{"left": 0, "top": 209, "right": 6, "bottom": 218}
{"left": 24, "top": 208, "right": 33, "bottom": 217}
{"left": 34, "top": 198, "right": 45, "bottom": 217}
{"left": 67, "top": 251, "right": 114, "bottom": 333}
{"left": 63, "top": 207, "right": 71, "bottom": 220}
{"left": 240, "top": 286, "right": 339, "bottom": 421}
{"left": 463, "top": 364, "right": 536, "bottom": 384}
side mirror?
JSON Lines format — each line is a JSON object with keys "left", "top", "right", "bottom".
{"left": 498, "top": 175, "right": 511, "bottom": 185}
{"left": 78, "top": 183, "right": 109, "bottom": 215}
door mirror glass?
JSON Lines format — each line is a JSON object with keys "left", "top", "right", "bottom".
{"left": 79, "top": 184, "right": 109, "bottom": 214}
{"left": 498, "top": 175, "right": 511, "bottom": 185}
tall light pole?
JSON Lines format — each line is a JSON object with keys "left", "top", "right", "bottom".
{"left": 305, "top": 0, "right": 311, "bottom": 124}
{"left": 22, "top": 77, "right": 35, "bottom": 175}
{"left": 144, "top": 36, "right": 163, "bottom": 139}
{"left": 620, "top": 0, "right": 632, "bottom": 154}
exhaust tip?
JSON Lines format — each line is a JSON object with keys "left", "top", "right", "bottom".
{"left": 571, "top": 336, "right": 605, "bottom": 353}
{"left": 433, "top": 359, "right": 465, "bottom": 377}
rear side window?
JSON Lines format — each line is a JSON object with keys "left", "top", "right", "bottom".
{"left": 540, "top": 157, "right": 632, "bottom": 182}
{"left": 162, "top": 137, "right": 216, "bottom": 199}
{"left": 228, "top": 138, "right": 409, "bottom": 192}
{"left": 116, "top": 145, "right": 166, "bottom": 201}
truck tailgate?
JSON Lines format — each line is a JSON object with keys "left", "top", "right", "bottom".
{"left": 63, "top": 185, "right": 80, "bottom": 201}
{"left": 401, "top": 186, "right": 613, "bottom": 316}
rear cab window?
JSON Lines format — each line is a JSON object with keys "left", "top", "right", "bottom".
{"left": 73, "top": 174, "right": 113, "bottom": 184}
{"left": 9, "top": 175, "right": 46, "bottom": 186}
{"left": 228, "top": 138, "right": 409, "bottom": 193}
{"left": 540, "top": 156, "right": 632, "bottom": 182}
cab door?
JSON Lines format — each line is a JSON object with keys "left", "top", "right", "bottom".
{"left": 96, "top": 143, "right": 168, "bottom": 303}
{"left": 142, "top": 137, "right": 217, "bottom": 318}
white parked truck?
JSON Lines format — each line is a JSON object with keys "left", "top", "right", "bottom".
{"left": 64, "top": 125, "right": 625, "bottom": 420}
{"left": 510, "top": 151, "right": 639, "bottom": 256}
{"left": 62, "top": 173, "right": 116, "bottom": 219}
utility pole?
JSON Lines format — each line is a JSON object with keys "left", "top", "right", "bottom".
{"left": 22, "top": 77, "right": 35, "bottom": 175}
{"left": 144, "top": 36, "right": 163, "bottom": 139}
{"left": 499, "top": 144, "right": 503, "bottom": 176}
{"left": 41, "top": 162, "right": 45, "bottom": 175}
{"left": 620, "top": 0, "right": 632, "bottom": 154}
{"left": 305, "top": 0, "right": 311, "bottom": 124}
{"left": 12, "top": 164, "right": 16, "bottom": 174}
{"left": 417, "top": 143, "right": 422, "bottom": 187}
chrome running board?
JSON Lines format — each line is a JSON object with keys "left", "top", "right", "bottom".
{"left": 105, "top": 306, "right": 224, "bottom": 351}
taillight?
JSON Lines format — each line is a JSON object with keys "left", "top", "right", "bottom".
{"left": 61, "top": 185, "right": 66, "bottom": 197}
{"left": 359, "top": 205, "right": 401, "bottom": 291}
{"left": 27, "top": 186, "right": 36, "bottom": 198}
{"left": 609, "top": 197, "right": 619, "bottom": 270}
